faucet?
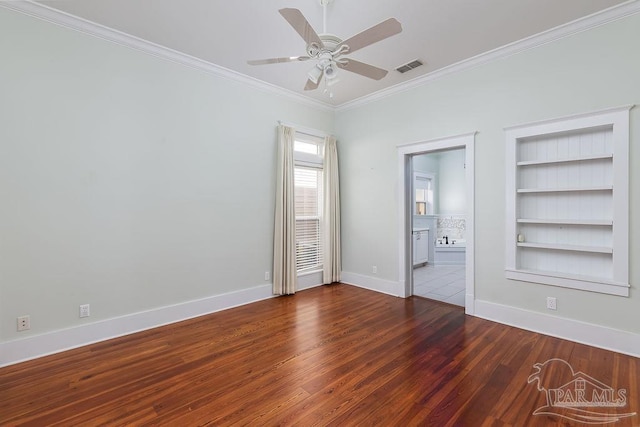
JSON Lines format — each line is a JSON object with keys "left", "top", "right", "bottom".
{"left": 444, "top": 235, "right": 449, "bottom": 245}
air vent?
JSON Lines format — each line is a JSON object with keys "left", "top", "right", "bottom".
{"left": 395, "top": 59, "right": 424, "bottom": 74}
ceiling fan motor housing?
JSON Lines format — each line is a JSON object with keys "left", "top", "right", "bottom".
{"left": 306, "top": 42, "right": 321, "bottom": 57}
{"left": 306, "top": 34, "right": 343, "bottom": 59}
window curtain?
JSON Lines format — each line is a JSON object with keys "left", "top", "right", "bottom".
{"left": 323, "top": 136, "right": 341, "bottom": 284}
{"left": 273, "top": 125, "right": 297, "bottom": 295}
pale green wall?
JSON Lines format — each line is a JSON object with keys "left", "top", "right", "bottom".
{"left": 415, "top": 149, "right": 466, "bottom": 215}
{"left": 437, "top": 149, "right": 466, "bottom": 215}
{"left": 3, "top": 5, "right": 639, "bottom": 346}
{"left": 336, "top": 13, "right": 640, "bottom": 333}
{"left": 0, "top": 8, "right": 333, "bottom": 341}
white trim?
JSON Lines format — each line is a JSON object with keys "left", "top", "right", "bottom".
{"left": 336, "top": 1, "right": 640, "bottom": 111}
{"left": 474, "top": 300, "right": 640, "bottom": 358}
{"left": 0, "top": 283, "right": 277, "bottom": 367}
{"left": 397, "top": 132, "right": 477, "bottom": 149}
{"left": 397, "top": 132, "right": 476, "bottom": 315}
{"left": 503, "top": 104, "right": 634, "bottom": 131}
{"left": 341, "top": 272, "right": 403, "bottom": 297}
{"left": 505, "top": 270, "right": 629, "bottom": 296}
{"left": 0, "top": 0, "right": 333, "bottom": 112}
{"left": 279, "top": 121, "right": 330, "bottom": 138}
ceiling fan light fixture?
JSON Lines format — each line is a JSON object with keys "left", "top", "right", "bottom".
{"left": 324, "top": 63, "right": 337, "bottom": 79}
{"left": 307, "top": 65, "right": 323, "bottom": 84}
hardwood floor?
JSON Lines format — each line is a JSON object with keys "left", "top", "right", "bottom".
{"left": 1, "top": 284, "right": 638, "bottom": 426}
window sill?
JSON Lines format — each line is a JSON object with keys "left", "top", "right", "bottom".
{"left": 505, "top": 269, "right": 629, "bottom": 297}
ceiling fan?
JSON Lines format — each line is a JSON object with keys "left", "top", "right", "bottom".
{"left": 247, "top": 0, "right": 402, "bottom": 94}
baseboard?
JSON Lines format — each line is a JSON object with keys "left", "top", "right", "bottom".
{"left": 465, "top": 293, "right": 475, "bottom": 315}
{"left": 0, "top": 283, "right": 278, "bottom": 367}
{"left": 340, "top": 271, "right": 402, "bottom": 297}
{"left": 474, "top": 299, "right": 640, "bottom": 358}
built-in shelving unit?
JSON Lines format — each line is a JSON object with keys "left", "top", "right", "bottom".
{"left": 504, "top": 106, "right": 632, "bottom": 296}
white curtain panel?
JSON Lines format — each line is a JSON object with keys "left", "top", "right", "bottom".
{"left": 273, "top": 125, "right": 297, "bottom": 295}
{"left": 323, "top": 136, "right": 341, "bottom": 284}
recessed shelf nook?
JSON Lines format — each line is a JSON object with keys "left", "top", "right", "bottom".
{"left": 504, "top": 105, "right": 632, "bottom": 296}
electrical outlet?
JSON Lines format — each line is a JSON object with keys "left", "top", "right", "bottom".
{"left": 264, "top": 271, "right": 270, "bottom": 281}
{"left": 79, "top": 304, "right": 90, "bottom": 318}
{"left": 546, "top": 297, "right": 557, "bottom": 311}
{"left": 372, "top": 265, "right": 377, "bottom": 274}
{"left": 17, "top": 315, "right": 30, "bottom": 331}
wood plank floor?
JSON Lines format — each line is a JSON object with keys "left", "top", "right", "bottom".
{"left": 1, "top": 284, "right": 638, "bottom": 426}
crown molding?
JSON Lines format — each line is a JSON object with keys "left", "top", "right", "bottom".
{"left": 3, "top": 0, "right": 639, "bottom": 114}
{"left": 336, "top": 0, "right": 640, "bottom": 112}
{"left": 0, "top": 0, "right": 334, "bottom": 112}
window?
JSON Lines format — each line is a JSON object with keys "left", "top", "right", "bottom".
{"left": 414, "top": 172, "right": 433, "bottom": 215}
{"left": 294, "top": 133, "right": 324, "bottom": 273}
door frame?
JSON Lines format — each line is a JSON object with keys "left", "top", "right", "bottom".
{"left": 396, "top": 132, "right": 476, "bottom": 315}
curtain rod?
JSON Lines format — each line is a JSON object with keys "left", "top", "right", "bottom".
{"left": 278, "top": 120, "right": 330, "bottom": 138}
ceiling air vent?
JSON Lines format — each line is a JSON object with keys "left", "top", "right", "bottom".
{"left": 395, "top": 59, "right": 423, "bottom": 74}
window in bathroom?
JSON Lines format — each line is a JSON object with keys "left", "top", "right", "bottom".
{"left": 414, "top": 172, "right": 433, "bottom": 215}
{"left": 504, "top": 106, "right": 631, "bottom": 296}
{"left": 294, "top": 133, "right": 324, "bottom": 273}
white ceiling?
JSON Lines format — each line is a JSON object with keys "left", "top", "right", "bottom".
{"left": 34, "top": 0, "right": 628, "bottom": 106}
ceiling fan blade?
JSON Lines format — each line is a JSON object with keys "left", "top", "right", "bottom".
{"left": 304, "top": 70, "right": 323, "bottom": 91}
{"left": 337, "top": 59, "right": 388, "bottom": 80}
{"left": 279, "top": 8, "right": 323, "bottom": 47}
{"left": 247, "top": 56, "right": 310, "bottom": 65}
{"left": 337, "top": 18, "right": 402, "bottom": 54}
{"left": 304, "top": 79, "right": 320, "bottom": 91}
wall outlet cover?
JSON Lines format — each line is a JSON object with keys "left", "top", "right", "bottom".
{"left": 546, "top": 297, "right": 557, "bottom": 310}
{"left": 17, "top": 315, "right": 31, "bottom": 331}
{"left": 80, "top": 304, "right": 90, "bottom": 318}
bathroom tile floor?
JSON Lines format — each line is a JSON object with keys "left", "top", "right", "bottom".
{"left": 413, "top": 264, "right": 465, "bottom": 307}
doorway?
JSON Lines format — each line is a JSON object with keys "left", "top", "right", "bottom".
{"left": 412, "top": 148, "right": 466, "bottom": 306}
{"left": 396, "top": 133, "right": 475, "bottom": 315}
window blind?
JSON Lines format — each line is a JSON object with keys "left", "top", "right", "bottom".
{"left": 294, "top": 167, "right": 323, "bottom": 272}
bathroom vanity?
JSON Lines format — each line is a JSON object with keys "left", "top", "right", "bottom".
{"left": 412, "top": 228, "right": 429, "bottom": 266}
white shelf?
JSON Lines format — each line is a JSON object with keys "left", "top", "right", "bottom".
{"left": 517, "top": 218, "right": 613, "bottom": 226}
{"left": 517, "top": 242, "right": 612, "bottom": 254}
{"left": 517, "top": 153, "right": 613, "bottom": 166}
{"left": 517, "top": 186, "right": 612, "bottom": 193}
